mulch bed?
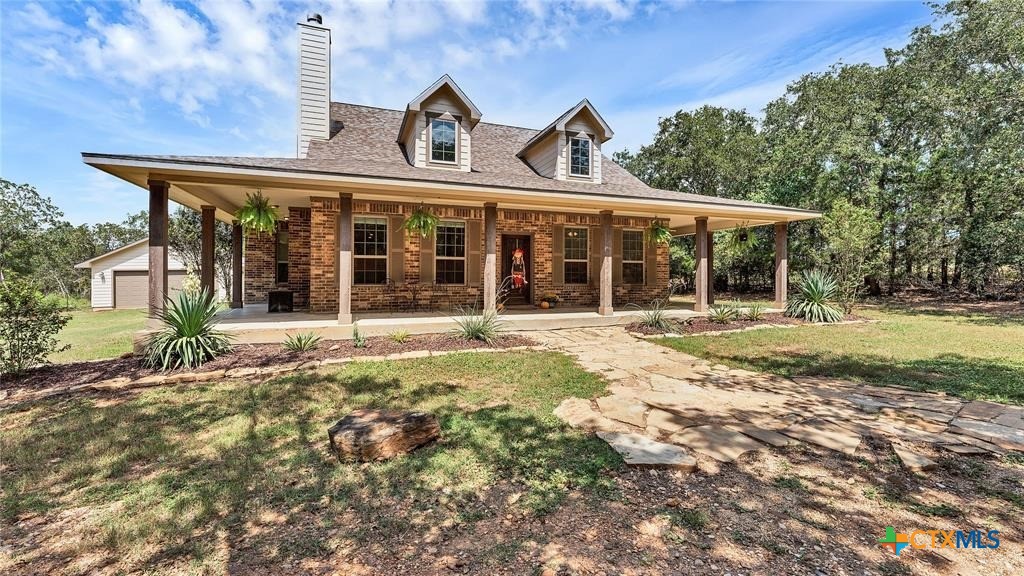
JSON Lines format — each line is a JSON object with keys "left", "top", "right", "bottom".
{"left": 2, "top": 333, "right": 535, "bottom": 394}
{"left": 627, "top": 313, "right": 804, "bottom": 336}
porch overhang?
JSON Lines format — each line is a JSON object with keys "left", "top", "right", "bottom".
{"left": 81, "top": 153, "right": 821, "bottom": 232}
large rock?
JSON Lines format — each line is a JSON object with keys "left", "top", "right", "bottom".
{"left": 328, "top": 409, "right": 440, "bottom": 462}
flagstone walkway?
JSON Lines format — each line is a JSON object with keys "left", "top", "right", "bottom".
{"left": 532, "top": 327, "right": 1024, "bottom": 471}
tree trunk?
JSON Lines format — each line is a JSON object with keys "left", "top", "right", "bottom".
{"left": 940, "top": 258, "right": 949, "bottom": 289}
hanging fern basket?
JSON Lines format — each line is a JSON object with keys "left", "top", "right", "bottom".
{"left": 403, "top": 204, "right": 440, "bottom": 238}
{"left": 728, "top": 224, "right": 758, "bottom": 252}
{"left": 235, "top": 190, "right": 278, "bottom": 236}
{"left": 645, "top": 220, "right": 673, "bottom": 246}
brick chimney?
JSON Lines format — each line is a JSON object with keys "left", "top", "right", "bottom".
{"left": 297, "top": 13, "right": 330, "bottom": 158}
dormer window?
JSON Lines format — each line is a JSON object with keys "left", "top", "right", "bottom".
{"left": 570, "top": 136, "right": 591, "bottom": 177}
{"left": 430, "top": 116, "right": 458, "bottom": 164}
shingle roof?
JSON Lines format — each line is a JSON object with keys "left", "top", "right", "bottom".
{"left": 84, "top": 102, "right": 814, "bottom": 214}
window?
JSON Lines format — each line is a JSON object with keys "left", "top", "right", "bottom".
{"left": 435, "top": 221, "right": 466, "bottom": 284}
{"left": 563, "top": 227, "right": 588, "bottom": 284}
{"left": 430, "top": 118, "right": 457, "bottom": 163}
{"left": 570, "top": 137, "right": 591, "bottom": 177}
{"left": 354, "top": 217, "right": 388, "bottom": 285}
{"left": 622, "top": 230, "right": 645, "bottom": 284}
{"left": 276, "top": 229, "right": 289, "bottom": 283}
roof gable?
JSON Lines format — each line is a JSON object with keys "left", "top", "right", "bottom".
{"left": 517, "top": 99, "right": 614, "bottom": 158}
{"left": 397, "top": 74, "right": 481, "bottom": 143}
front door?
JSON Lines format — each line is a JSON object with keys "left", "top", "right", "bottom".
{"left": 501, "top": 234, "right": 531, "bottom": 305}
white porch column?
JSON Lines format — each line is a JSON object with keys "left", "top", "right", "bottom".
{"left": 147, "top": 179, "right": 169, "bottom": 321}
{"left": 598, "top": 210, "right": 613, "bottom": 316}
{"left": 338, "top": 193, "right": 353, "bottom": 324}
{"left": 694, "top": 217, "right": 708, "bottom": 313}
{"left": 774, "top": 222, "right": 788, "bottom": 308}
{"left": 483, "top": 202, "right": 497, "bottom": 311}
{"left": 200, "top": 205, "right": 216, "bottom": 296}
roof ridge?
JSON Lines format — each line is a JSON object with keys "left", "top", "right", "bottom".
{"left": 331, "top": 101, "right": 542, "bottom": 133}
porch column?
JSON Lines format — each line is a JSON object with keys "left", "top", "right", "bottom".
{"left": 694, "top": 217, "right": 708, "bottom": 313}
{"left": 338, "top": 193, "right": 353, "bottom": 324}
{"left": 483, "top": 202, "right": 497, "bottom": 311}
{"left": 147, "top": 179, "right": 169, "bottom": 320}
{"left": 230, "top": 221, "right": 243, "bottom": 308}
{"left": 706, "top": 229, "right": 715, "bottom": 305}
{"left": 774, "top": 222, "right": 788, "bottom": 308}
{"left": 598, "top": 210, "right": 613, "bottom": 316}
{"left": 200, "top": 205, "right": 216, "bottom": 296}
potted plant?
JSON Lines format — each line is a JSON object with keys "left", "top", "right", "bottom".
{"left": 539, "top": 292, "right": 560, "bottom": 309}
{"left": 403, "top": 203, "right": 440, "bottom": 238}
{"left": 645, "top": 219, "right": 673, "bottom": 245}
{"left": 235, "top": 190, "right": 278, "bottom": 235}
{"left": 728, "top": 224, "right": 758, "bottom": 252}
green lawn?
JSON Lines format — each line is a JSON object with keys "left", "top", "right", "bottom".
{"left": 52, "top": 308, "right": 147, "bottom": 362}
{"left": 1, "top": 352, "right": 618, "bottom": 574}
{"left": 654, "top": 304, "right": 1024, "bottom": 404}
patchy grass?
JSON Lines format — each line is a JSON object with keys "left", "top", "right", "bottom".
{"left": 653, "top": 304, "right": 1024, "bottom": 404}
{"left": 51, "top": 308, "right": 147, "bottom": 362}
{"left": 0, "top": 351, "right": 618, "bottom": 574}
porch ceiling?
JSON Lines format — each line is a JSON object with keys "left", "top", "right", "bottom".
{"left": 84, "top": 154, "right": 820, "bottom": 230}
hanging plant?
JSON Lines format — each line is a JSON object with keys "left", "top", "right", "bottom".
{"left": 727, "top": 224, "right": 758, "bottom": 252}
{"left": 645, "top": 219, "right": 673, "bottom": 246}
{"left": 403, "top": 203, "right": 440, "bottom": 238}
{"left": 235, "top": 190, "right": 277, "bottom": 235}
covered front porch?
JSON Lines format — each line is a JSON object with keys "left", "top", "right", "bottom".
{"left": 82, "top": 154, "right": 818, "bottom": 343}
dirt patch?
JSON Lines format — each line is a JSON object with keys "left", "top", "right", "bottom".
{"left": 1, "top": 333, "right": 534, "bottom": 395}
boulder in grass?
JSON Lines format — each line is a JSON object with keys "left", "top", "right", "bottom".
{"left": 328, "top": 409, "right": 440, "bottom": 462}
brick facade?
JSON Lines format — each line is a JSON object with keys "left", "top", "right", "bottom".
{"left": 247, "top": 199, "right": 669, "bottom": 314}
{"left": 243, "top": 225, "right": 280, "bottom": 304}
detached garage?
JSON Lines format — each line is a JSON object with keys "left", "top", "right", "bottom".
{"left": 75, "top": 239, "right": 188, "bottom": 310}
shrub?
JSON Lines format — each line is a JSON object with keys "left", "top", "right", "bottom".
{"left": 283, "top": 331, "right": 321, "bottom": 352}
{"left": 744, "top": 302, "right": 767, "bottom": 321}
{"left": 628, "top": 299, "right": 673, "bottom": 331}
{"left": 708, "top": 303, "right": 739, "bottom": 324}
{"left": 388, "top": 329, "right": 411, "bottom": 344}
{"left": 143, "top": 289, "right": 231, "bottom": 371}
{"left": 451, "top": 307, "right": 503, "bottom": 344}
{"left": 352, "top": 322, "right": 367, "bottom": 348}
{"left": 785, "top": 270, "right": 845, "bottom": 323}
{"left": 0, "top": 279, "right": 71, "bottom": 375}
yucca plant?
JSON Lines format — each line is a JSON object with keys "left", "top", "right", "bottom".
{"left": 744, "top": 302, "right": 767, "bottom": 321}
{"left": 403, "top": 203, "right": 440, "bottom": 238}
{"left": 707, "top": 303, "right": 740, "bottom": 324}
{"left": 627, "top": 299, "right": 673, "bottom": 331}
{"left": 388, "top": 329, "right": 411, "bottom": 344}
{"left": 451, "top": 306, "right": 503, "bottom": 344}
{"left": 645, "top": 220, "right": 673, "bottom": 245}
{"left": 235, "top": 190, "right": 278, "bottom": 235}
{"left": 785, "top": 270, "right": 845, "bottom": 323}
{"left": 144, "top": 289, "right": 231, "bottom": 371}
{"left": 283, "top": 331, "right": 322, "bottom": 352}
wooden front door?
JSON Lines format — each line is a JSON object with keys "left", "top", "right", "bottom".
{"left": 501, "top": 234, "right": 531, "bottom": 305}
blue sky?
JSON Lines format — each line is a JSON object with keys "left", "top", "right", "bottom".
{"left": 1, "top": 0, "right": 932, "bottom": 225}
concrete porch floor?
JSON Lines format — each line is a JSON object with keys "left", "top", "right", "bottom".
{"left": 215, "top": 303, "right": 710, "bottom": 344}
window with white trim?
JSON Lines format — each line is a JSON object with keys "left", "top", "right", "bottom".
{"left": 353, "top": 217, "right": 388, "bottom": 285}
{"left": 570, "top": 137, "right": 591, "bottom": 177}
{"left": 622, "top": 230, "right": 645, "bottom": 284}
{"left": 564, "top": 227, "right": 588, "bottom": 284}
{"left": 435, "top": 221, "right": 466, "bottom": 284}
{"left": 430, "top": 118, "right": 457, "bottom": 163}
{"left": 276, "top": 229, "right": 289, "bottom": 283}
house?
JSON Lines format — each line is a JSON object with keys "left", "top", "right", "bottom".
{"left": 82, "top": 14, "right": 818, "bottom": 340}
{"left": 74, "top": 239, "right": 188, "bottom": 310}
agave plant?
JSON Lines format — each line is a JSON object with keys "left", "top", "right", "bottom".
{"left": 235, "top": 190, "right": 278, "bottom": 235}
{"left": 707, "top": 303, "right": 740, "bottom": 324}
{"left": 403, "top": 203, "right": 440, "bottom": 238}
{"left": 451, "top": 306, "right": 503, "bottom": 344}
{"left": 144, "top": 289, "right": 232, "bottom": 371}
{"left": 785, "top": 270, "right": 845, "bottom": 323}
{"left": 645, "top": 219, "right": 673, "bottom": 245}
{"left": 744, "top": 302, "right": 767, "bottom": 321}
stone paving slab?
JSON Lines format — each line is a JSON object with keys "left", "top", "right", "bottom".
{"left": 670, "top": 425, "right": 764, "bottom": 463}
{"left": 595, "top": 396, "right": 649, "bottom": 428}
{"left": 596, "top": 432, "right": 697, "bottom": 470}
{"left": 782, "top": 418, "right": 862, "bottom": 455}
{"left": 893, "top": 445, "right": 938, "bottom": 472}
{"left": 949, "top": 418, "right": 1024, "bottom": 451}
{"left": 646, "top": 408, "right": 700, "bottom": 434}
{"left": 727, "top": 424, "right": 800, "bottom": 447}
{"left": 553, "top": 398, "right": 630, "bottom": 434}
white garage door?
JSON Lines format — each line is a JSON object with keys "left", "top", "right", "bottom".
{"left": 114, "top": 271, "right": 186, "bottom": 309}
